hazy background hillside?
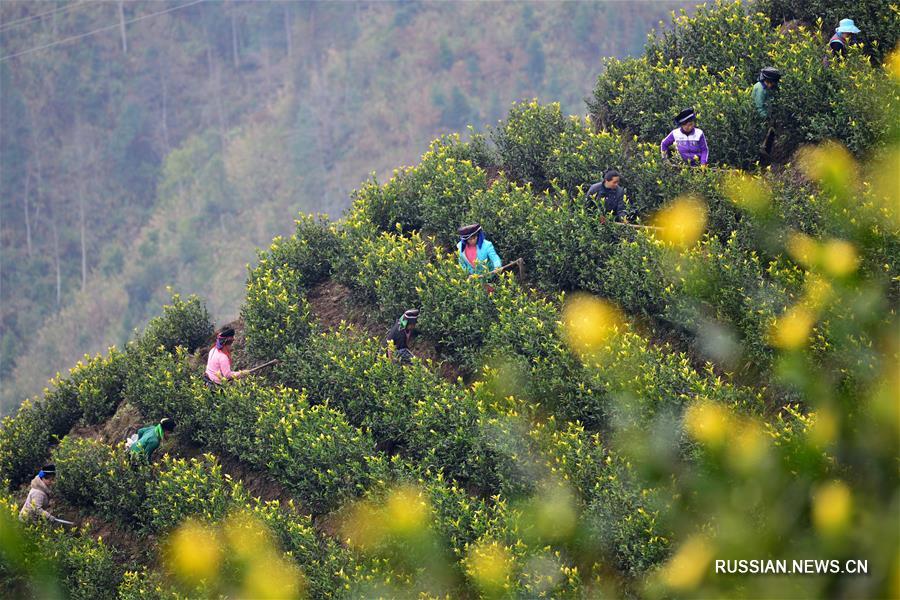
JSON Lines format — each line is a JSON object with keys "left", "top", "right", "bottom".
{"left": 0, "top": 0, "right": 687, "bottom": 414}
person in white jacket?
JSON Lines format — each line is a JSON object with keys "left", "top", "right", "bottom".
{"left": 19, "top": 464, "right": 58, "bottom": 522}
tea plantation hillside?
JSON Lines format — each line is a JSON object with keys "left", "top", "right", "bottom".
{"left": 1, "top": 1, "right": 898, "bottom": 598}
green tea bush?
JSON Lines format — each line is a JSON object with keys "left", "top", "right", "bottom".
{"left": 52, "top": 436, "right": 149, "bottom": 525}
{"left": 252, "top": 389, "right": 384, "bottom": 515}
{"left": 117, "top": 569, "right": 178, "bottom": 600}
{"left": 261, "top": 214, "right": 342, "bottom": 290}
{"left": 143, "top": 453, "right": 237, "bottom": 532}
{"left": 758, "top": 0, "right": 900, "bottom": 63}
{"left": 73, "top": 348, "right": 129, "bottom": 425}
{"left": 140, "top": 292, "right": 213, "bottom": 355}
{"left": 543, "top": 121, "right": 627, "bottom": 195}
{"left": 646, "top": 1, "right": 772, "bottom": 84}
{"left": 492, "top": 100, "right": 572, "bottom": 188}
{"left": 582, "top": 455, "right": 670, "bottom": 577}
{"left": 123, "top": 346, "right": 212, "bottom": 440}
{"left": 341, "top": 230, "right": 431, "bottom": 324}
{"left": 275, "top": 328, "right": 440, "bottom": 449}
{"left": 465, "top": 179, "right": 547, "bottom": 273}
{"left": 0, "top": 401, "right": 57, "bottom": 488}
{"left": 416, "top": 143, "right": 488, "bottom": 235}
{"left": 346, "top": 134, "right": 494, "bottom": 236}
{"left": 591, "top": 57, "right": 762, "bottom": 166}
{"left": 53, "top": 533, "right": 122, "bottom": 600}
{"left": 416, "top": 251, "right": 496, "bottom": 371}
{"left": 242, "top": 262, "right": 313, "bottom": 360}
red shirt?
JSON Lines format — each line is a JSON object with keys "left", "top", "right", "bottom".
{"left": 464, "top": 243, "right": 478, "bottom": 268}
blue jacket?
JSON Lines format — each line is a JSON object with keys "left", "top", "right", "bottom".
{"left": 458, "top": 234, "right": 502, "bottom": 275}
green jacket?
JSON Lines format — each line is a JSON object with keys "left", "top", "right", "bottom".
{"left": 131, "top": 424, "right": 164, "bottom": 460}
{"left": 751, "top": 81, "right": 769, "bottom": 118}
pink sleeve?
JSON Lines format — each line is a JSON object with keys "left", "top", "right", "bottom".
{"left": 217, "top": 352, "right": 235, "bottom": 379}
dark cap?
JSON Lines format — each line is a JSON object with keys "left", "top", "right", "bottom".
{"left": 402, "top": 309, "right": 420, "bottom": 323}
{"left": 457, "top": 223, "right": 482, "bottom": 239}
{"left": 218, "top": 327, "right": 236, "bottom": 339}
{"left": 760, "top": 67, "right": 781, "bottom": 83}
{"left": 674, "top": 108, "right": 696, "bottom": 126}
{"left": 160, "top": 418, "right": 176, "bottom": 432}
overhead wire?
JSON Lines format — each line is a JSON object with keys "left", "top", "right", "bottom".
{"left": 0, "top": 1, "right": 93, "bottom": 34}
{"left": 0, "top": 0, "right": 206, "bottom": 63}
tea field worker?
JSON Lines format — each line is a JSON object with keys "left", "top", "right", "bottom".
{"left": 19, "top": 465, "right": 58, "bottom": 522}
{"left": 386, "top": 309, "right": 419, "bottom": 364}
{"left": 752, "top": 67, "right": 781, "bottom": 119}
{"left": 129, "top": 418, "right": 175, "bottom": 461}
{"left": 828, "top": 18, "right": 860, "bottom": 58}
{"left": 458, "top": 223, "right": 502, "bottom": 276}
{"left": 204, "top": 326, "right": 247, "bottom": 388}
{"left": 585, "top": 169, "right": 628, "bottom": 222}
{"left": 660, "top": 108, "right": 709, "bottom": 166}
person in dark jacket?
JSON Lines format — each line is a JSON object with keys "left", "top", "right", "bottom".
{"left": 586, "top": 170, "right": 628, "bottom": 221}
{"left": 128, "top": 418, "right": 175, "bottom": 461}
{"left": 827, "top": 18, "right": 860, "bottom": 58}
{"left": 386, "top": 309, "right": 419, "bottom": 364}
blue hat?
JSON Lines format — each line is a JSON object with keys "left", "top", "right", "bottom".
{"left": 836, "top": 19, "right": 860, "bottom": 34}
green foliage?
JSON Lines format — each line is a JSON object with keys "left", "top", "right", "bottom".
{"left": 143, "top": 454, "right": 237, "bottom": 532}
{"left": 73, "top": 348, "right": 129, "bottom": 426}
{"left": 275, "top": 327, "right": 440, "bottom": 449}
{"left": 52, "top": 436, "right": 149, "bottom": 525}
{"left": 140, "top": 293, "right": 213, "bottom": 355}
{"left": 757, "top": 0, "right": 900, "bottom": 63}
{"left": 338, "top": 230, "right": 430, "bottom": 324}
{"left": 262, "top": 214, "right": 342, "bottom": 290}
{"left": 492, "top": 100, "right": 571, "bottom": 188}
{"left": 242, "top": 262, "right": 314, "bottom": 361}
{"left": 123, "top": 346, "right": 211, "bottom": 440}
{"left": 416, "top": 251, "right": 497, "bottom": 371}
{"left": 257, "top": 391, "right": 385, "bottom": 515}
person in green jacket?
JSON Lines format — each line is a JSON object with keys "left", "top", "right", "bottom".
{"left": 128, "top": 418, "right": 175, "bottom": 460}
{"left": 751, "top": 67, "right": 781, "bottom": 119}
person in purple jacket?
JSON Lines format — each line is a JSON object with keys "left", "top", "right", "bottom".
{"left": 660, "top": 108, "right": 709, "bottom": 166}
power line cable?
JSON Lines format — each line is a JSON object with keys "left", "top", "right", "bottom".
{"left": 0, "top": 1, "right": 93, "bottom": 33}
{"left": 0, "top": 0, "right": 205, "bottom": 62}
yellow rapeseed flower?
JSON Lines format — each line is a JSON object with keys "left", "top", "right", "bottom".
{"left": 465, "top": 540, "right": 513, "bottom": 594}
{"left": 651, "top": 195, "right": 708, "bottom": 248}
{"left": 723, "top": 171, "right": 771, "bottom": 212}
{"left": 166, "top": 519, "right": 222, "bottom": 586}
{"left": 885, "top": 44, "right": 900, "bottom": 80}
{"left": 770, "top": 306, "right": 816, "bottom": 350}
{"left": 242, "top": 555, "right": 306, "bottom": 600}
{"left": 812, "top": 480, "right": 852, "bottom": 536}
{"left": 385, "top": 485, "right": 429, "bottom": 537}
{"left": 684, "top": 401, "right": 732, "bottom": 447}
{"left": 821, "top": 239, "right": 859, "bottom": 277}
{"left": 786, "top": 232, "right": 819, "bottom": 268}
{"left": 797, "top": 142, "right": 857, "bottom": 199}
{"left": 340, "top": 501, "right": 386, "bottom": 550}
{"left": 561, "top": 293, "right": 623, "bottom": 356}
{"left": 661, "top": 535, "right": 713, "bottom": 591}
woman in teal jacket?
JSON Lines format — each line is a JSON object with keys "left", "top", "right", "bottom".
{"left": 458, "top": 223, "right": 502, "bottom": 275}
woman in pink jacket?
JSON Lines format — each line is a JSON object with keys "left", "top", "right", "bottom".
{"left": 19, "top": 465, "right": 58, "bottom": 522}
{"left": 204, "top": 327, "right": 247, "bottom": 387}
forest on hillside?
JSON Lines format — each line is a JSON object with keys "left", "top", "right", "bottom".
{"left": 0, "top": 0, "right": 687, "bottom": 415}
{"left": 1, "top": 0, "right": 898, "bottom": 597}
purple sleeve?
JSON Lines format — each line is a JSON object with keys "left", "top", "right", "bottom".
{"left": 661, "top": 131, "right": 675, "bottom": 155}
{"left": 698, "top": 132, "right": 709, "bottom": 165}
